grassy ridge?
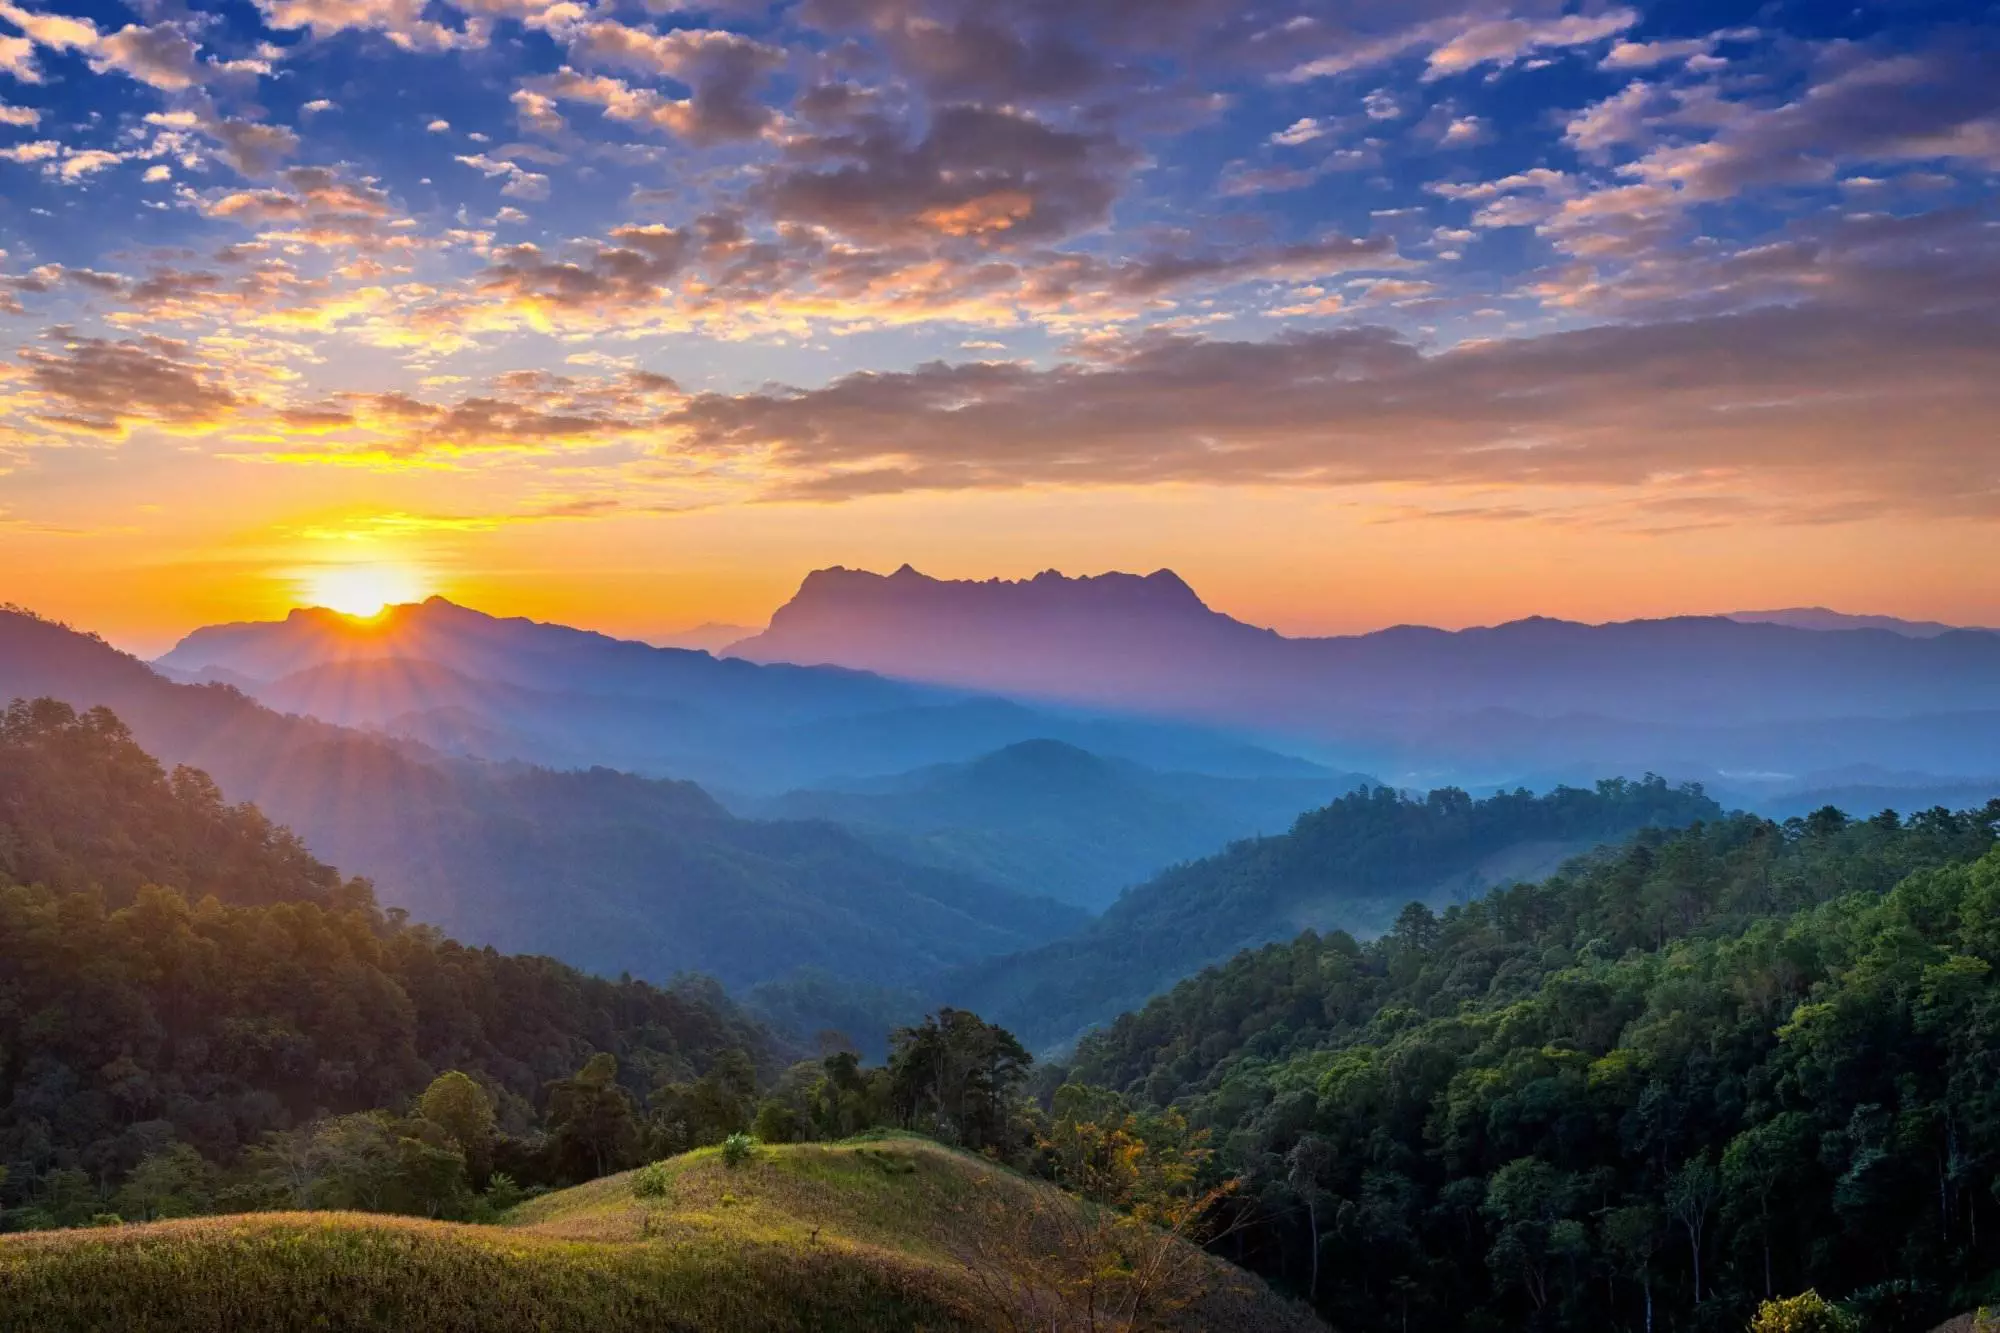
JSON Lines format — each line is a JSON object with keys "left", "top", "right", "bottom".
{"left": 0, "top": 1136, "right": 1318, "bottom": 1332}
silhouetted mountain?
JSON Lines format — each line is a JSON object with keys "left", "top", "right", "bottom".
{"left": 0, "top": 606, "right": 1083, "bottom": 990}
{"left": 941, "top": 777, "right": 1723, "bottom": 1049}
{"left": 753, "top": 739, "right": 1373, "bottom": 910}
{"left": 650, "top": 622, "right": 759, "bottom": 653}
{"left": 157, "top": 599, "right": 1322, "bottom": 792}
{"left": 731, "top": 566, "right": 2000, "bottom": 783}
{"left": 1726, "top": 606, "right": 1983, "bottom": 637}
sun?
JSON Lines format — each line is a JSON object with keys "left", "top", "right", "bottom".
{"left": 303, "top": 563, "right": 432, "bottom": 619}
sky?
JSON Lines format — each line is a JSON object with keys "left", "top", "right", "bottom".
{"left": 0, "top": 0, "right": 1995, "bottom": 652}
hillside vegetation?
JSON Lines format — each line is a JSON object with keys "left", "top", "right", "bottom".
{"left": 1052, "top": 801, "right": 2000, "bottom": 1331}
{"left": 948, "top": 777, "right": 1722, "bottom": 1047}
{"left": 0, "top": 696, "right": 773, "bottom": 1215}
{"left": 0, "top": 1136, "right": 1319, "bottom": 1332}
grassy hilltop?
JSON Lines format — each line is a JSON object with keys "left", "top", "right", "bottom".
{"left": 0, "top": 1134, "right": 1318, "bottom": 1333}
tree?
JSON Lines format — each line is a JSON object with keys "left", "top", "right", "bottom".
{"left": 546, "top": 1053, "right": 640, "bottom": 1180}
{"left": 1603, "top": 1204, "right": 1666, "bottom": 1333}
{"left": 112, "top": 1143, "right": 214, "bottom": 1222}
{"left": 1667, "top": 1156, "right": 1720, "bottom": 1305}
{"left": 1286, "top": 1133, "right": 1335, "bottom": 1303}
{"left": 1482, "top": 1157, "right": 1583, "bottom": 1313}
{"left": 889, "top": 1008, "right": 1031, "bottom": 1152}
{"left": 418, "top": 1071, "right": 497, "bottom": 1183}
{"left": 1722, "top": 1113, "right": 1812, "bottom": 1299}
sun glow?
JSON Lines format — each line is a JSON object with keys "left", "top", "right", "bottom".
{"left": 303, "top": 563, "right": 432, "bottom": 619}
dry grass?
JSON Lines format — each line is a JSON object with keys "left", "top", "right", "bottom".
{"left": 0, "top": 1134, "right": 1319, "bottom": 1332}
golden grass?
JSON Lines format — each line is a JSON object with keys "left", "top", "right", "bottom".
{"left": 0, "top": 1135, "right": 1319, "bottom": 1332}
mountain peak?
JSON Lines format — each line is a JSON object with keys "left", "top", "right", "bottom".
{"left": 781, "top": 564, "right": 1213, "bottom": 614}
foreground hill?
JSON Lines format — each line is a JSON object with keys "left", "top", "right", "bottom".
{"left": 0, "top": 609, "right": 1082, "bottom": 990}
{"left": 946, "top": 777, "right": 1721, "bottom": 1048}
{"left": 0, "top": 1136, "right": 1320, "bottom": 1333}
{"left": 754, "top": 739, "right": 1373, "bottom": 911}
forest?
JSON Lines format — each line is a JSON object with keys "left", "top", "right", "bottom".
{"left": 1059, "top": 798, "right": 2000, "bottom": 1329}
{"left": 9, "top": 694, "right": 2000, "bottom": 1330}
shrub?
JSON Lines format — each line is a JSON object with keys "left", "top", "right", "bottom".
{"left": 1749, "top": 1291, "right": 1858, "bottom": 1333}
{"left": 721, "top": 1134, "right": 757, "bottom": 1168}
{"left": 631, "top": 1163, "right": 672, "bottom": 1199}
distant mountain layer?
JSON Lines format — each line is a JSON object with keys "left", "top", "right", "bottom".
{"left": 729, "top": 566, "right": 2000, "bottom": 785}
{"left": 1, "top": 607, "right": 1083, "bottom": 990}
{"left": 1726, "top": 606, "right": 1984, "bottom": 637}
{"left": 156, "top": 599, "right": 1324, "bottom": 793}
{"left": 753, "top": 739, "right": 1373, "bottom": 911}
{"left": 942, "top": 777, "right": 1723, "bottom": 1049}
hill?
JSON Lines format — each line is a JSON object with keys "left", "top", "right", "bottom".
{"left": 0, "top": 1136, "right": 1321, "bottom": 1332}
{"left": 1048, "top": 803, "right": 2000, "bottom": 1332}
{"left": 753, "top": 740, "right": 1373, "bottom": 910}
{"left": 729, "top": 566, "right": 2000, "bottom": 788}
{"left": 155, "top": 599, "right": 1324, "bottom": 793}
{"left": 944, "top": 777, "right": 1722, "bottom": 1048}
{"left": 0, "top": 608, "right": 1083, "bottom": 991}
{"left": 0, "top": 695, "right": 778, "bottom": 1197}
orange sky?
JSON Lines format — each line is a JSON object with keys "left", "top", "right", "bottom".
{"left": 5, "top": 449, "right": 1993, "bottom": 656}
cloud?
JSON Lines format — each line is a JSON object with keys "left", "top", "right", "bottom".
{"left": 203, "top": 114, "right": 301, "bottom": 175}
{"left": 472, "top": 224, "right": 693, "bottom": 316}
{"left": 650, "top": 295, "right": 2000, "bottom": 520}
{"left": 1, "top": 329, "right": 242, "bottom": 436}
{"left": 92, "top": 22, "right": 203, "bottom": 91}
{"left": 0, "top": 137, "right": 56, "bottom": 162}
{"left": 762, "top": 103, "right": 1137, "bottom": 244}
{"left": 559, "top": 23, "right": 783, "bottom": 143}
{"left": 1425, "top": 9, "right": 1636, "bottom": 79}
{"left": 252, "top": 0, "right": 481, "bottom": 52}
{"left": 456, "top": 151, "right": 551, "bottom": 200}
{"left": 0, "top": 3, "right": 209, "bottom": 91}
{"left": 0, "top": 99, "right": 38, "bottom": 126}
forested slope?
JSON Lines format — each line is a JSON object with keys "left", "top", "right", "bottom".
{"left": 1057, "top": 801, "right": 2000, "bottom": 1331}
{"left": 0, "top": 699, "right": 779, "bottom": 1204}
{"left": 947, "top": 778, "right": 1721, "bottom": 1047}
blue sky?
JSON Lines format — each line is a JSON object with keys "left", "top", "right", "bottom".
{"left": 1, "top": 0, "right": 1997, "bottom": 644}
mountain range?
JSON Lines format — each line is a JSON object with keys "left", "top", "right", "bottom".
{"left": 730, "top": 566, "right": 2000, "bottom": 792}
{"left": 156, "top": 599, "right": 1325, "bottom": 794}
{"left": 0, "top": 606, "right": 1084, "bottom": 991}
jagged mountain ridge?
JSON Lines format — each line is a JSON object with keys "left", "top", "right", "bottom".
{"left": 728, "top": 565, "right": 2000, "bottom": 786}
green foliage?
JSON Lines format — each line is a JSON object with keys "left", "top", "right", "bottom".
{"left": 721, "top": 1134, "right": 757, "bottom": 1168}
{"left": 1749, "top": 1290, "right": 1858, "bottom": 1332}
{"left": 1053, "top": 799, "right": 2000, "bottom": 1331}
{"left": 951, "top": 775, "right": 1725, "bottom": 1046}
{"left": 418, "top": 1073, "right": 497, "bottom": 1181}
{"left": 546, "top": 1055, "right": 642, "bottom": 1182}
{"left": 0, "top": 703, "right": 770, "bottom": 1226}
{"left": 887, "top": 1008, "right": 1032, "bottom": 1153}
{"left": 630, "top": 1163, "right": 672, "bottom": 1199}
